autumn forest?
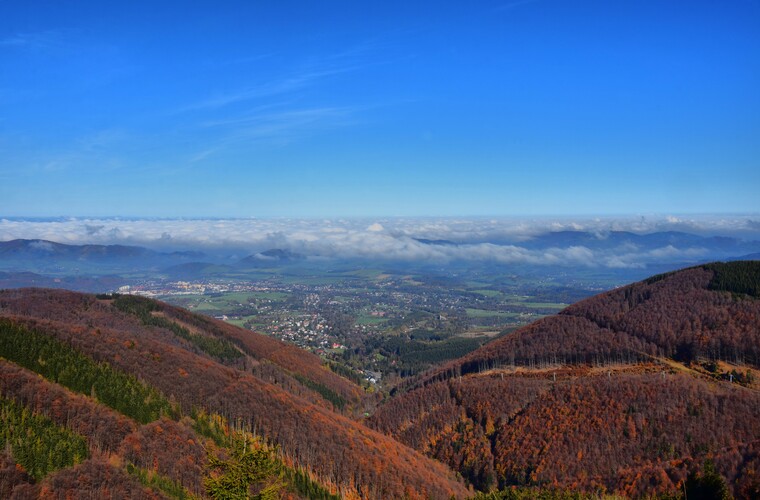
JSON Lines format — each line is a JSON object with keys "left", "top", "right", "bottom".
{"left": 0, "top": 262, "right": 759, "bottom": 498}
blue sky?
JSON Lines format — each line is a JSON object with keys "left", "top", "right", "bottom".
{"left": 1, "top": 1, "right": 758, "bottom": 217}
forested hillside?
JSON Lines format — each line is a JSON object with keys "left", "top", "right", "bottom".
{"left": 2, "top": 262, "right": 758, "bottom": 498}
{"left": 370, "top": 262, "right": 760, "bottom": 498}
{"left": 435, "top": 265, "right": 760, "bottom": 377}
{"left": 0, "top": 288, "right": 469, "bottom": 499}
{"left": 110, "top": 294, "right": 363, "bottom": 410}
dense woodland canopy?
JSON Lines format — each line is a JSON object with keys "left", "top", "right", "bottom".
{"left": 116, "top": 292, "right": 364, "bottom": 409}
{"left": 371, "top": 262, "right": 760, "bottom": 498}
{"left": 0, "top": 287, "right": 467, "bottom": 499}
{"left": 0, "top": 261, "right": 758, "bottom": 498}
{"left": 405, "top": 264, "right": 760, "bottom": 382}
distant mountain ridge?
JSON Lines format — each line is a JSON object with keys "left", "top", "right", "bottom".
{"left": 238, "top": 248, "right": 306, "bottom": 266}
{"left": 413, "top": 238, "right": 458, "bottom": 246}
{"left": 514, "top": 230, "right": 760, "bottom": 255}
{"left": 0, "top": 239, "right": 205, "bottom": 272}
{"left": 2, "top": 231, "right": 760, "bottom": 285}
{"left": 0, "top": 238, "right": 143, "bottom": 258}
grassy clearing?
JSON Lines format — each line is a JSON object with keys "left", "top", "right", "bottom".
{"left": 248, "top": 291, "right": 289, "bottom": 300}
{"left": 465, "top": 308, "right": 518, "bottom": 319}
{"left": 280, "top": 275, "right": 344, "bottom": 285}
{"left": 172, "top": 291, "right": 289, "bottom": 314}
{"left": 345, "top": 269, "right": 384, "bottom": 279}
{"left": 356, "top": 315, "right": 388, "bottom": 325}
{"left": 185, "top": 302, "right": 223, "bottom": 313}
{"left": 471, "top": 289, "right": 502, "bottom": 297}
{"left": 509, "top": 301, "right": 567, "bottom": 309}
{"left": 225, "top": 318, "right": 248, "bottom": 328}
{"left": 464, "top": 280, "right": 493, "bottom": 288}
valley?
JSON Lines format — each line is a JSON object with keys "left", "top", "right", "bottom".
{"left": 0, "top": 261, "right": 758, "bottom": 498}
{"left": 3, "top": 0, "right": 757, "bottom": 496}
{"left": 155, "top": 270, "right": 580, "bottom": 385}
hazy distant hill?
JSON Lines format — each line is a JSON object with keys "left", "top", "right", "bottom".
{"left": 0, "top": 270, "right": 124, "bottom": 293}
{"left": 0, "top": 288, "right": 468, "bottom": 499}
{"left": 413, "top": 238, "right": 458, "bottom": 246}
{"left": 370, "top": 261, "right": 760, "bottom": 498}
{"left": 0, "top": 239, "right": 149, "bottom": 259}
{"left": 3, "top": 231, "right": 760, "bottom": 290}
{"left": 0, "top": 239, "right": 205, "bottom": 272}
{"left": 520, "top": 230, "right": 748, "bottom": 249}
{"left": 161, "top": 261, "right": 236, "bottom": 279}
{"left": 238, "top": 248, "right": 306, "bottom": 266}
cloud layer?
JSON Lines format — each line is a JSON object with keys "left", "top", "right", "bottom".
{"left": 1, "top": 215, "right": 758, "bottom": 269}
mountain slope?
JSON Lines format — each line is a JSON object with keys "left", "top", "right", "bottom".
{"left": 108, "top": 292, "right": 363, "bottom": 410}
{"left": 369, "top": 261, "right": 760, "bottom": 497}
{"left": 0, "top": 288, "right": 469, "bottom": 499}
{"left": 440, "top": 263, "right": 760, "bottom": 377}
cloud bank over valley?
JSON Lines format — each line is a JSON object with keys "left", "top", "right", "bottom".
{"left": 1, "top": 215, "right": 759, "bottom": 270}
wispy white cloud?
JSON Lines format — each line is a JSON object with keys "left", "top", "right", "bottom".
{"left": 173, "top": 41, "right": 382, "bottom": 160}
{"left": 208, "top": 53, "right": 274, "bottom": 68}
{"left": 188, "top": 147, "right": 221, "bottom": 163}
{"left": 187, "top": 106, "right": 359, "bottom": 161}
{"left": 182, "top": 66, "right": 360, "bottom": 112}
{"left": 6, "top": 128, "right": 131, "bottom": 176}
{"left": 495, "top": 0, "right": 542, "bottom": 12}
{"left": 228, "top": 107, "right": 357, "bottom": 141}
{"left": 0, "top": 31, "right": 66, "bottom": 51}
{"left": 75, "top": 129, "right": 129, "bottom": 152}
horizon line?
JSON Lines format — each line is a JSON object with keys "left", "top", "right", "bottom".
{"left": 2, "top": 212, "right": 759, "bottom": 220}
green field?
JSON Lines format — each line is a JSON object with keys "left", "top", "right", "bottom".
{"left": 184, "top": 301, "right": 222, "bottom": 313}
{"left": 166, "top": 291, "right": 289, "bottom": 311}
{"left": 225, "top": 317, "right": 250, "bottom": 328}
{"left": 356, "top": 314, "right": 388, "bottom": 325}
{"left": 280, "top": 275, "right": 345, "bottom": 285}
{"left": 513, "top": 301, "right": 567, "bottom": 309}
{"left": 246, "top": 291, "right": 290, "bottom": 300}
{"left": 465, "top": 308, "right": 519, "bottom": 319}
{"left": 205, "top": 291, "right": 279, "bottom": 302}
{"left": 346, "top": 269, "right": 385, "bottom": 279}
